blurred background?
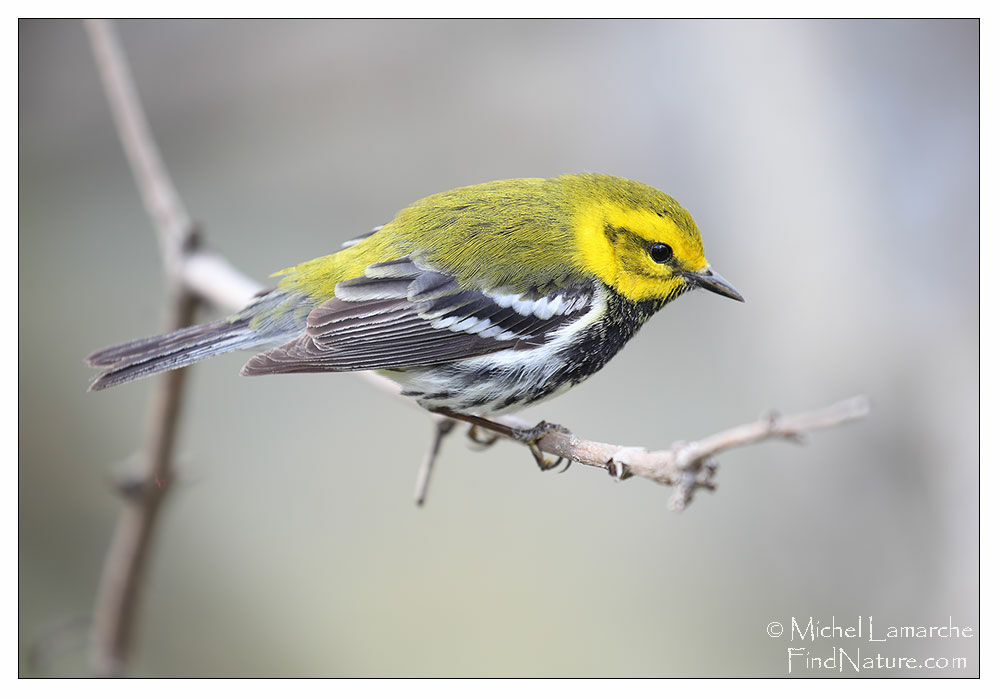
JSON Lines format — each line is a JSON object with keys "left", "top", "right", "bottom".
{"left": 19, "top": 19, "right": 978, "bottom": 676}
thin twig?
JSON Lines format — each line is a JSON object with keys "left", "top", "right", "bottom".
{"left": 84, "top": 19, "right": 191, "bottom": 276}
{"left": 435, "top": 396, "right": 870, "bottom": 511}
{"left": 89, "top": 291, "right": 196, "bottom": 677}
{"left": 524, "top": 395, "right": 870, "bottom": 511}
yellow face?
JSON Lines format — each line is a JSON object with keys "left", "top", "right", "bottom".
{"left": 574, "top": 199, "right": 709, "bottom": 303}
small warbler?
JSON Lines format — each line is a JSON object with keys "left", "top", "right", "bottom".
{"left": 89, "top": 174, "right": 742, "bottom": 464}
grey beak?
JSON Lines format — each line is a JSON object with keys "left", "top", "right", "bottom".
{"left": 685, "top": 267, "right": 744, "bottom": 302}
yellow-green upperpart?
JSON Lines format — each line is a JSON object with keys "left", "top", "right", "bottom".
{"left": 277, "top": 173, "right": 710, "bottom": 303}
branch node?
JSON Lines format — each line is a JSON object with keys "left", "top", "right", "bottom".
{"left": 695, "top": 457, "right": 719, "bottom": 490}
{"left": 668, "top": 473, "right": 696, "bottom": 512}
{"left": 783, "top": 431, "right": 808, "bottom": 445}
{"left": 673, "top": 440, "right": 701, "bottom": 471}
{"left": 114, "top": 475, "right": 144, "bottom": 501}
{"left": 607, "top": 446, "right": 647, "bottom": 481}
{"left": 182, "top": 222, "right": 204, "bottom": 254}
{"left": 606, "top": 460, "right": 631, "bottom": 481}
{"left": 114, "top": 474, "right": 160, "bottom": 502}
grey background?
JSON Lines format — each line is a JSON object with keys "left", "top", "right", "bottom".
{"left": 20, "top": 19, "right": 978, "bottom": 676}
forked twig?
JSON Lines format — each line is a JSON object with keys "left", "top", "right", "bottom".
{"left": 430, "top": 397, "right": 870, "bottom": 510}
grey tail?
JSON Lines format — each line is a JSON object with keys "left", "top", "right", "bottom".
{"left": 87, "top": 318, "right": 258, "bottom": 391}
{"left": 87, "top": 291, "right": 309, "bottom": 391}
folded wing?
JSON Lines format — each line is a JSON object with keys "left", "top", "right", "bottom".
{"left": 241, "top": 257, "right": 594, "bottom": 375}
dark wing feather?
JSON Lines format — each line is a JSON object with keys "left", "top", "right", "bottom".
{"left": 241, "top": 257, "right": 594, "bottom": 375}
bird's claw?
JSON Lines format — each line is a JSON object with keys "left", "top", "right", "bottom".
{"left": 466, "top": 425, "right": 500, "bottom": 449}
{"left": 513, "top": 420, "right": 571, "bottom": 472}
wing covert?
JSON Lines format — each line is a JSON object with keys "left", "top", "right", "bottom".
{"left": 241, "top": 257, "right": 594, "bottom": 375}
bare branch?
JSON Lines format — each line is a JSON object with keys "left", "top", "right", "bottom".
{"left": 85, "top": 19, "right": 199, "bottom": 677}
{"left": 86, "top": 19, "right": 264, "bottom": 310}
{"left": 436, "top": 397, "right": 870, "bottom": 511}
{"left": 89, "top": 292, "right": 196, "bottom": 678}
{"left": 84, "top": 19, "right": 191, "bottom": 279}
{"left": 182, "top": 249, "right": 264, "bottom": 310}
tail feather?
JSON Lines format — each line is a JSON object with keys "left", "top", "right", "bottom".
{"left": 88, "top": 319, "right": 259, "bottom": 391}
{"left": 87, "top": 320, "right": 239, "bottom": 367}
{"left": 87, "top": 290, "right": 311, "bottom": 391}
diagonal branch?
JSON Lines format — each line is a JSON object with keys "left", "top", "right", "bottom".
{"left": 85, "top": 20, "right": 191, "bottom": 274}
{"left": 86, "top": 18, "right": 263, "bottom": 308}
{"left": 84, "top": 19, "right": 246, "bottom": 677}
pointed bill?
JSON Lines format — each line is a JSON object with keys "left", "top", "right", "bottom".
{"left": 685, "top": 267, "right": 744, "bottom": 302}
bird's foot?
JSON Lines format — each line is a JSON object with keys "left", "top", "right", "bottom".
{"left": 511, "top": 420, "right": 572, "bottom": 472}
{"left": 430, "top": 408, "right": 572, "bottom": 472}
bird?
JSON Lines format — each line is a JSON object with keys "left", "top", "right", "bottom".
{"left": 88, "top": 173, "right": 743, "bottom": 468}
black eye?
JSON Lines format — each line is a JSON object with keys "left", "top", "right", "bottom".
{"left": 649, "top": 242, "right": 673, "bottom": 264}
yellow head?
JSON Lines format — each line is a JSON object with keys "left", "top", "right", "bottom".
{"left": 566, "top": 174, "right": 742, "bottom": 304}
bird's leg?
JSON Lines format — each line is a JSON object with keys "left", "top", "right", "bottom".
{"left": 414, "top": 418, "right": 456, "bottom": 507}
{"left": 432, "top": 409, "right": 571, "bottom": 472}
{"left": 509, "top": 420, "right": 572, "bottom": 471}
